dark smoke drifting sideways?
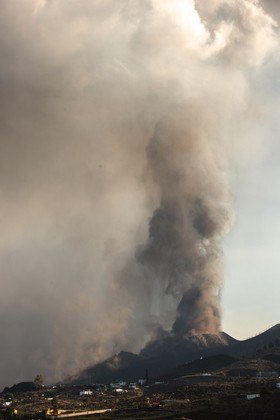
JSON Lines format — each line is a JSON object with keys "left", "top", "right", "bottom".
{"left": 0, "top": 0, "right": 278, "bottom": 387}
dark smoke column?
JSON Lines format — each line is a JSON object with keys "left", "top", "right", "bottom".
{"left": 137, "top": 105, "right": 232, "bottom": 336}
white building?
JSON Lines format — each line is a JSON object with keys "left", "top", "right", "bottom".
{"left": 247, "top": 394, "right": 260, "bottom": 400}
{"left": 2, "top": 401, "right": 12, "bottom": 407}
{"left": 257, "top": 371, "right": 278, "bottom": 378}
{"left": 138, "top": 379, "right": 146, "bottom": 386}
{"left": 79, "top": 390, "right": 93, "bottom": 396}
{"left": 110, "top": 381, "right": 126, "bottom": 388}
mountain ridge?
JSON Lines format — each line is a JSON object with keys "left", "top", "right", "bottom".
{"left": 67, "top": 324, "right": 280, "bottom": 384}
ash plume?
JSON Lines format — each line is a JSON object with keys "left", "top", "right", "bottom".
{"left": 136, "top": 107, "right": 232, "bottom": 336}
{"left": 0, "top": 0, "right": 278, "bottom": 388}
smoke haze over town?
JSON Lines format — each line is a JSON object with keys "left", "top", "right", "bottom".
{"left": 0, "top": 0, "right": 279, "bottom": 388}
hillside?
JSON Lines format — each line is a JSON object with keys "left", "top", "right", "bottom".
{"left": 68, "top": 324, "right": 280, "bottom": 384}
{"left": 161, "top": 354, "right": 238, "bottom": 380}
{"left": 230, "top": 324, "right": 280, "bottom": 357}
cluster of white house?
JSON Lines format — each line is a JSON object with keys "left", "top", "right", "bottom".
{"left": 110, "top": 379, "right": 147, "bottom": 390}
{"left": 78, "top": 379, "right": 280, "bottom": 399}
{"left": 78, "top": 378, "right": 148, "bottom": 397}
{"left": 79, "top": 390, "right": 93, "bottom": 396}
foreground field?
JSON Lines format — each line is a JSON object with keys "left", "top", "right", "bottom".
{"left": 1, "top": 374, "right": 280, "bottom": 419}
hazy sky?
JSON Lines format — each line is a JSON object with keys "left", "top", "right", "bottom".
{"left": 0, "top": 0, "right": 279, "bottom": 388}
{"left": 224, "top": 127, "right": 280, "bottom": 339}
{"left": 222, "top": 0, "right": 280, "bottom": 338}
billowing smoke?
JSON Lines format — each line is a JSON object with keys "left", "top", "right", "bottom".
{"left": 0, "top": 0, "right": 278, "bottom": 387}
{"left": 136, "top": 108, "right": 232, "bottom": 336}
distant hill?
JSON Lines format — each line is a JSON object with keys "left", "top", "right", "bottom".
{"left": 67, "top": 324, "right": 280, "bottom": 384}
{"left": 229, "top": 324, "right": 280, "bottom": 357}
{"left": 2, "top": 382, "right": 37, "bottom": 394}
{"left": 161, "top": 354, "right": 238, "bottom": 380}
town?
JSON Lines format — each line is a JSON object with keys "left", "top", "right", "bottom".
{"left": 1, "top": 369, "right": 280, "bottom": 419}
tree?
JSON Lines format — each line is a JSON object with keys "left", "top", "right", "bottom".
{"left": 52, "top": 396, "right": 59, "bottom": 416}
{"left": 52, "top": 396, "right": 58, "bottom": 409}
{"left": 260, "top": 386, "right": 270, "bottom": 396}
{"left": 34, "top": 374, "right": 44, "bottom": 387}
{"left": 5, "top": 407, "right": 16, "bottom": 419}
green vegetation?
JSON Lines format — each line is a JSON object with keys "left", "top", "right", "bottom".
{"left": 34, "top": 375, "right": 44, "bottom": 388}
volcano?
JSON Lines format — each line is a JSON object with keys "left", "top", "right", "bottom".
{"left": 67, "top": 324, "right": 280, "bottom": 384}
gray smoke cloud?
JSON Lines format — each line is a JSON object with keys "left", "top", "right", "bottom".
{"left": 136, "top": 107, "right": 232, "bottom": 336}
{"left": 0, "top": 0, "right": 278, "bottom": 388}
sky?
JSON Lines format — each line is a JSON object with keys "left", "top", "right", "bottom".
{"left": 223, "top": 129, "right": 280, "bottom": 338}
{"left": 222, "top": 0, "right": 280, "bottom": 337}
{"left": 0, "top": 0, "right": 279, "bottom": 387}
